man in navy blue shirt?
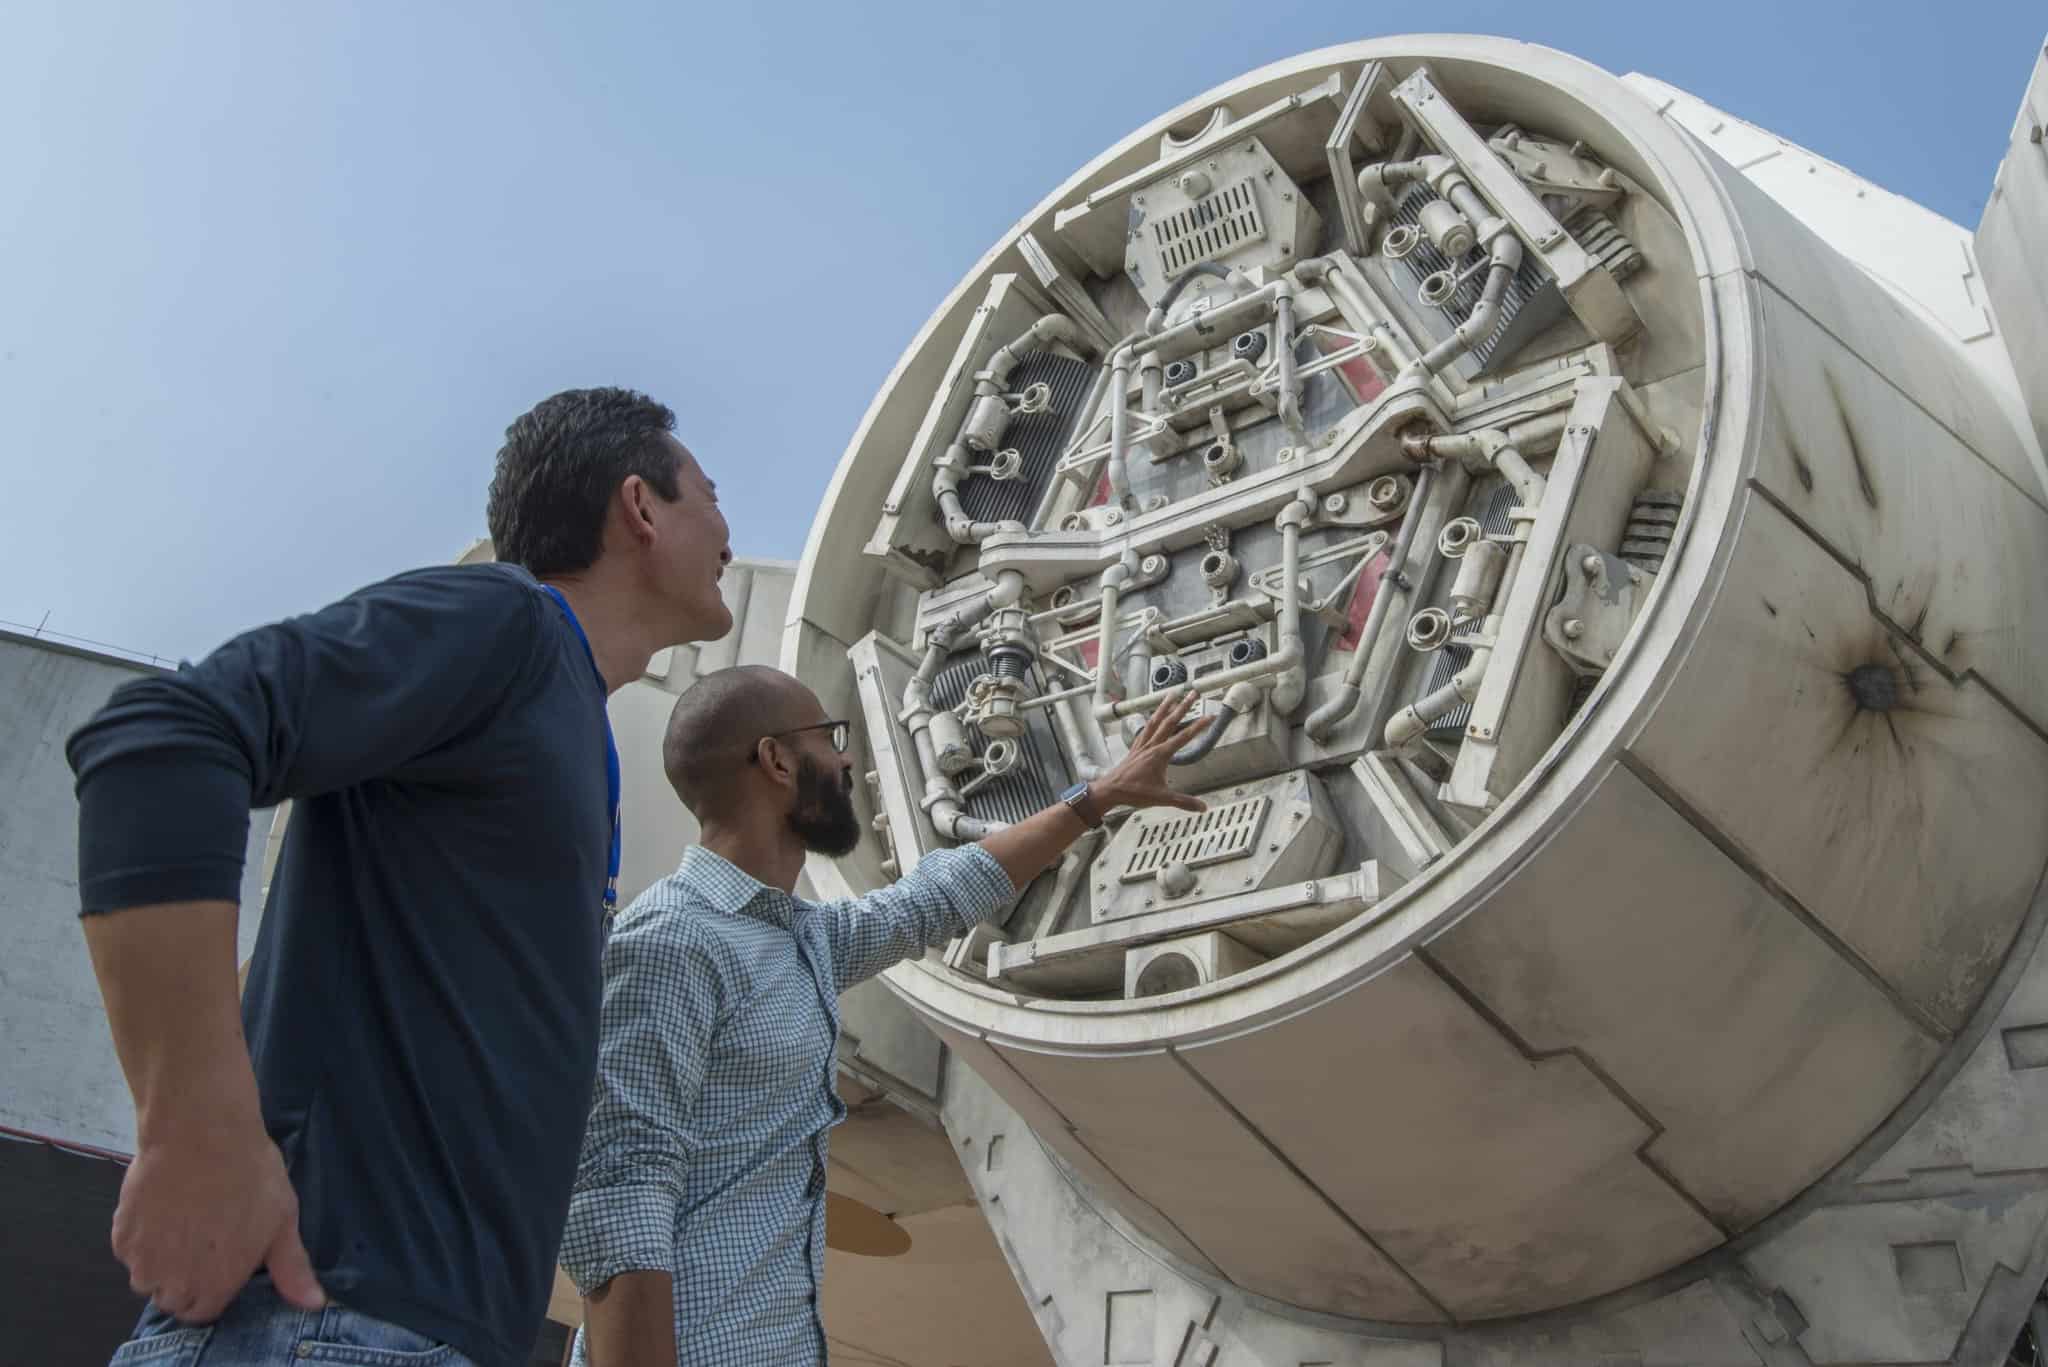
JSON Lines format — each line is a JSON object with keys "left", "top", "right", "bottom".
{"left": 67, "top": 387, "right": 733, "bottom": 1367}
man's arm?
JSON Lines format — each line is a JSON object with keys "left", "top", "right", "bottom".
{"left": 819, "top": 691, "right": 1206, "bottom": 989}
{"left": 562, "top": 911, "right": 723, "bottom": 1367}
{"left": 582, "top": 1274, "right": 677, "bottom": 1367}
{"left": 83, "top": 901, "right": 322, "bottom": 1320}
{"left": 65, "top": 566, "right": 543, "bottom": 1322}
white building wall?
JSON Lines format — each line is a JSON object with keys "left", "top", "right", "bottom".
{"left": 0, "top": 632, "right": 271, "bottom": 1153}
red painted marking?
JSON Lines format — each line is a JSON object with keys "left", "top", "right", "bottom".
{"left": 1078, "top": 638, "right": 1100, "bottom": 669}
{"left": 1334, "top": 551, "right": 1392, "bottom": 653}
{"left": 1087, "top": 470, "right": 1111, "bottom": 508}
{"left": 1318, "top": 332, "right": 1386, "bottom": 405}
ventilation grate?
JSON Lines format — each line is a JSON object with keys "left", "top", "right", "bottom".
{"left": 928, "top": 651, "right": 1059, "bottom": 825}
{"left": 1122, "top": 795, "right": 1271, "bottom": 881}
{"left": 1153, "top": 180, "right": 1266, "bottom": 276}
{"left": 1388, "top": 185, "right": 1549, "bottom": 372}
{"left": 956, "top": 351, "right": 1094, "bottom": 527}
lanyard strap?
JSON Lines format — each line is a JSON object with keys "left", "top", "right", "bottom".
{"left": 540, "top": 585, "right": 622, "bottom": 917}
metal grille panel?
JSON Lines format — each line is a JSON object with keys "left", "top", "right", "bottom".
{"left": 1122, "top": 796, "right": 1271, "bottom": 880}
{"left": 957, "top": 351, "right": 1094, "bottom": 526}
{"left": 928, "top": 652, "right": 1059, "bottom": 825}
{"left": 1389, "top": 185, "right": 1549, "bottom": 372}
{"left": 1153, "top": 179, "right": 1266, "bottom": 275}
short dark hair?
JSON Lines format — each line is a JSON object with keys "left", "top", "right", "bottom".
{"left": 486, "top": 387, "right": 681, "bottom": 576}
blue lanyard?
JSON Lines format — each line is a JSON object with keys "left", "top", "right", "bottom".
{"left": 540, "top": 585, "right": 622, "bottom": 918}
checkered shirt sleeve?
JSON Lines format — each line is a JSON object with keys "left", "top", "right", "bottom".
{"left": 558, "top": 906, "right": 724, "bottom": 1292}
{"left": 814, "top": 844, "right": 1016, "bottom": 992}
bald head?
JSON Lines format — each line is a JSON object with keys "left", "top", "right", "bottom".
{"left": 663, "top": 665, "right": 825, "bottom": 817}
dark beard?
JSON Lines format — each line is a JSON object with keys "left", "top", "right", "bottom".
{"left": 789, "top": 754, "right": 861, "bottom": 857}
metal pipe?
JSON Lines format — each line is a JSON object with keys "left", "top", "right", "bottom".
{"left": 1169, "top": 681, "right": 1262, "bottom": 766}
{"left": 1132, "top": 279, "right": 1288, "bottom": 362}
{"left": 1321, "top": 262, "right": 1416, "bottom": 376}
{"left": 1049, "top": 699, "right": 1105, "bottom": 781}
{"left": 1145, "top": 262, "right": 1254, "bottom": 335}
{"left": 1406, "top": 229, "right": 1524, "bottom": 378}
{"left": 1097, "top": 497, "right": 1313, "bottom": 722}
{"left": 1092, "top": 559, "right": 1130, "bottom": 719}
{"left": 1106, "top": 347, "right": 1135, "bottom": 508}
{"left": 1270, "top": 496, "right": 1312, "bottom": 714}
{"left": 987, "top": 313, "right": 1095, "bottom": 386}
{"left": 1304, "top": 463, "right": 1439, "bottom": 741}
{"left": 1273, "top": 285, "right": 1305, "bottom": 438}
{"left": 1355, "top": 155, "right": 1449, "bottom": 210}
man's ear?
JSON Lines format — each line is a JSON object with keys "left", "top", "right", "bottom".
{"left": 618, "top": 475, "right": 659, "bottom": 547}
{"left": 757, "top": 735, "right": 797, "bottom": 786}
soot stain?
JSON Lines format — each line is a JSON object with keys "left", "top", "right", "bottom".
{"left": 1762, "top": 597, "right": 1780, "bottom": 618}
{"left": 1828, "top": 630, "right": 1927, "bottom": 761}
{"left": 1775, "top": 396, "right": 1816, "bottom": 495}
{"left": 1823, "top": 369, "right": 1881, "bottom": 511}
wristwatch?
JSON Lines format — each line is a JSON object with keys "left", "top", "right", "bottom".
{"left": 1057, "top": 780, "right": 1104, "bottom": 831}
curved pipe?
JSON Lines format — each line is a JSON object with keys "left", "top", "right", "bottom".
{"left": 1303, "top": 463, "right": 1441, "bottom": 741}
{"left": 987, "top": 313, "right": 1095, "bottom": 385}
{"left": 1406, "top": 228, "right": 1524, "bottom": 378}
{"left": 1355, "top": 155, "right": 1450, "bottom": 209}
{"left": 1170, "top": 680, "right": 1262, "bottom": 766}
{"left": 1145, "top": 262, "right": 1254, "bottom": 335}
{"left": 935, "top": 313, "right": 1097, "bottom": 544}
{"left": 1170, "top": 705, "right": 1235, "bottom": 766}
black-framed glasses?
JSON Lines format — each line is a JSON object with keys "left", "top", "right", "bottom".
{"left": 751, "top": 720, "right": 851, "bottom": 758}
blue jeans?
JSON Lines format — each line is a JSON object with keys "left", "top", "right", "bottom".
{"left": 110, "top": 1282, "right": 477, "bottom": 1367}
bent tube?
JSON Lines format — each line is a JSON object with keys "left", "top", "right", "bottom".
{"left": 1145, "top": 261, "right": 1254, "bottom": 335}
{"left": 1170, "top": 680, "right": 1263, "bottom": 766}
{"left": 1407, "top": 230, "right": 1525, "bottom": 377}
{"left": 1170, "top": 703, "right": 1235, "bottom": 765}
{"left": 987, "top": 314, "right": 1094, "bottom": 386}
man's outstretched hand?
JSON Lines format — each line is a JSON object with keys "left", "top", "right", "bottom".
{"left": 1091, "top": 689, "right": 1210, "bottom": 814}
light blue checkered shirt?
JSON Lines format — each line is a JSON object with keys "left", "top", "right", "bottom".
{"left": 559, "top": 843, "right": 1014, "bottom": 1366}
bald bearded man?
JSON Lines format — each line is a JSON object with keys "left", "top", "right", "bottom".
{"left": 559, "top": 665, "right": 1207, "bottom": 1367}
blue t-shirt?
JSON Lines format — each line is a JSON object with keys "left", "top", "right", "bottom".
{"left": 68, "top": 563, "right": 612, "bottom": 1367}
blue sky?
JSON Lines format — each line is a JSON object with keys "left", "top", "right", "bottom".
{"left": 3, "top": 1, "right": 2041, "bottom": 662}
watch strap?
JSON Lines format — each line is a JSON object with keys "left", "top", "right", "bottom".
{"left": 1060, "top": 781, "right": 1104, "bottom": 831}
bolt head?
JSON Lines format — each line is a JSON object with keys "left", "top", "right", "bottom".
{"left": 1581, "top": 554, "right": 1602, "bottom": 577}
{"left": 1323, "top": 493, "right": 1348, "bottom": 515}
{"left": 1562, "top": 618, "right": 1586, "bottom": 640}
